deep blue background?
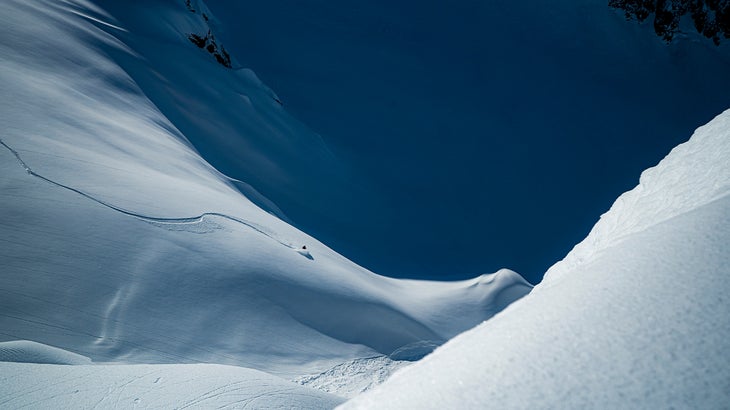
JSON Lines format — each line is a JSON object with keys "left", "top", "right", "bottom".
{"left": 206, "top": 0, "right": 730, "bottom": 284}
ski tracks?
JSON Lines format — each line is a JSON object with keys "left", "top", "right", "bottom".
{"left": 0, "top": 138, "right": 301, "bottom": 252}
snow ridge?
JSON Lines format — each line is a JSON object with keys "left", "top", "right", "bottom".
{"left": 340, "top": 109, "right": 730, "bottom": 409}
{"left": 541, "top": 110, "right": 730, "bottom": 287}
{"left": 0, "top": 340, "right": 91, "bottom": 365}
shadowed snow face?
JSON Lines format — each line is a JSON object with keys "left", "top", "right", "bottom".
{"left": 203, "top": 0, "right": 730, "bottom": 283}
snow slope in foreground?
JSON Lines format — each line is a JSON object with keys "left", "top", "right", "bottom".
{"left": 0, "top": 341, "right": 342, "bottom": 408}
{"left": 342, "top": 111, "right": 730, "bottom": 408}
{"left": 0, "top": 361, "right": 343, "bottom": 409}
{"left": 0, "top": 0, "right": 531, "bottom": 387}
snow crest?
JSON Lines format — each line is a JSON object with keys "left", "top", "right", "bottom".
{"left": 541, "top": 110, "right": 730, "bottom": 287}
{"left": 341, "top": 110, "right": 730, "bottom": 408}
{"left": 0, "top": 341, "right": 92, "bottom": 365}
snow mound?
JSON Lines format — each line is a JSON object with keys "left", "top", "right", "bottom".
{"left": 0, "top": 361, "right": 343, "bottom": 409}
{"left": 0, "top": 341, "right": 91, "bottom": 365}
{"left": 294, "top": 356, "right": 411, "bottom": 399}
{"left": 341, "top": 110, "right": 730, "bottom": 408}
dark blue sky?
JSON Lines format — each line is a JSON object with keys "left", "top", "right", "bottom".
{"left": 206, "top": 0, "right": 730, "bottom": 284}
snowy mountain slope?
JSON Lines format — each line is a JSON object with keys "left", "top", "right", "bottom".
{"left": 342, "top": 111, "right": 730, "bottom": 408}
{"left": 541, "top": 110, "right": 730, "bottom": 286}
{"left": 0, "top": 0, "right": 531, "bottom": 385}
{"left": 0, "top": 361, "right": 344, "bottom": 409}
{"left": 80, "top": 0, "right": 385, "bottom": 236}
{"left": 204, "top": 0, "right": 730, "bottom": 283}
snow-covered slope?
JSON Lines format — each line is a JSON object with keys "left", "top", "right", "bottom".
{"left": 0, "top": 361, "right": 344, "bottom": 409}
{"left": 0, "top": 0, "right": 531, "bottom": 387}
{"left": 294, "top": 356, "right": 411, "bottom": 399}
{"left": 0, "top": 341, "right": 92, "bottom": 365}
{"left": 342, "top": 111, "right": 730, "bottom": 408}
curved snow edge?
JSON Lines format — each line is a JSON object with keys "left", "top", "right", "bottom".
{"left": 0, "top": 340, "right": 92, "bottom": 365}
{"left": 540, "top": 108, "right": 730, "bottom": 287}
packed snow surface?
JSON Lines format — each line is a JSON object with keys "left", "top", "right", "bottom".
{"left": 0, "top": 361, "right": 343, "bottom": 409}
{"left": 341, "top": 110, "right": 730, "bottom": 408}
{"left": 0, "top": 1, "right": 531, "bottom": 401}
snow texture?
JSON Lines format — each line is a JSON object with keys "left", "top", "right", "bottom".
{"left": 0, "top": 341, "right": 92, "bottom": 365}
{"left": 341, "top": 110, "right": 730, "bottom": 408}
{"left": 295, "top": 356, "right": 411, "bottom": 399}
{"left": 0, "top": 0, "right": 531, "bottom": 398}
{"left": 0, "top": 361, "right": 343, "bottom": 409}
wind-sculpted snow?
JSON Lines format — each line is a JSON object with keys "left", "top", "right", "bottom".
{"left": 0, "top": 341, "right": 91, "bottom": 365}
{"left": 0, "top": 0, "right": 531, "bottom": 399}
{"left": 342, "top": 110, "right": 730, "bottom": 408}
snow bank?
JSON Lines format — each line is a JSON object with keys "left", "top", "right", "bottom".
{"left": 0, "top": 361, "right": 343, "bottom": 409}
{"left": 341, "top": 111, "right": 730, "bottom": 408}
{"left": 0, "top": 341, "right": 91, "bottom": 365}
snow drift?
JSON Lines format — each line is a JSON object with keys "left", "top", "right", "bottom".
{"left": 0, "top": 340, "right": 92, "bottom": 365}
{"left": 0, "top": 0, "right": 530, "bottom": 388}
{"left": 341, "top": 110, "right": 730, "bottom": 408}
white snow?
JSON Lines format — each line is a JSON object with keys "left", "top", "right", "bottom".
{"left": 341, "top": 110, "right": 730, "bottom": 408}
{"left": 0, "top": 341, "right": 92, "bottom": 365}
{"left": 0, "top": 361, "right": 344, "bottom": 409}
{"left": 0, "top": 0, "right": 531, "bottom": 403}
{"left": 8, "top": 0, "right": 727, "bottom": 407}
{"left": 294, "top": 356, "right": 411, "bottom": 399}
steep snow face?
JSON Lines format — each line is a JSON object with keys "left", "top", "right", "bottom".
{"left": 0, "top": 0, "right": 531, "bottom": 380}
{"left": 341, "top": 111, "right": 730, "bottom": 408}
{"left": 0, "top": 361, "right": 344, "bottom": 409}
{"left": 541, "top": 111, "right": 730, "bottom": 286}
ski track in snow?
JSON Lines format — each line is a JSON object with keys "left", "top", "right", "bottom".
{"left": 0, "top": 137, "right": 303, "bottom": 253}
{"left": 0, "top": 362, "right": 344, "bottom": 409}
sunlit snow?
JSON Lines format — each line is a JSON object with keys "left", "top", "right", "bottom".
{"left": 341, "top": 110, "right": 730, "bottom": 409}
{"left": 0, "top": 0, "right": 531, "bottom": 405}
{"left": 2, "top": 0, "right": 728, "bottom": 408}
